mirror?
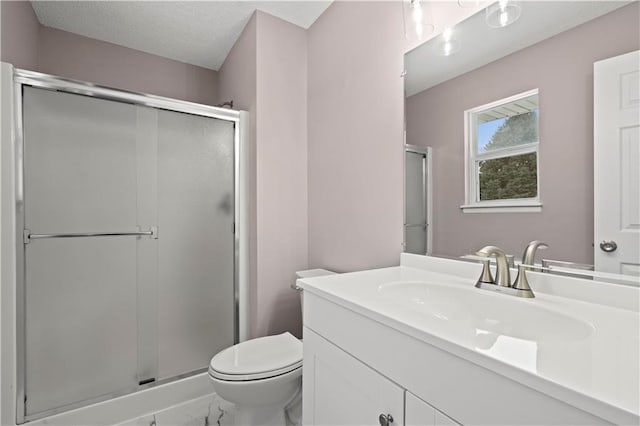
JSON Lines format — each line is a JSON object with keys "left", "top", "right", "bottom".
{"left": 403, "top": 1, "right": 640, "bottom": 280}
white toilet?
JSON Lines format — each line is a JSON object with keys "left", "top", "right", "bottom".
{"left": 208, "top": 269, "right": 335, "bottom": 426}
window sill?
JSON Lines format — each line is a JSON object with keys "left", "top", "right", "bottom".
{"left": 460, "top": 202, "right": 542, "bottom": 213}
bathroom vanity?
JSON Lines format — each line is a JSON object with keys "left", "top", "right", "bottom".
{"left": 298, "top": 254, "right": 640, "bottom": 425}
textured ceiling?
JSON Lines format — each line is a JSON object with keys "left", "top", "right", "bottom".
{"left": 31, "top": 1, "right": 332, "bottom": 71}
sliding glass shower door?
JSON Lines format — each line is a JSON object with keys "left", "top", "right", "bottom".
{"left": 21, "top": 85, "right": 236, "bottom": 420}
{"left": 156, "top": 108, "right": 235, "bottom": 379}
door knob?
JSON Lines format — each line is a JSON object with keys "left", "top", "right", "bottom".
{"left": 379, "top": 413, "right": 394, "bottom": 426}
{"left": 599, "top": 240, "right": 618, "bottom": 253}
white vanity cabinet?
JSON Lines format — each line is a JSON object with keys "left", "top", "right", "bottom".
{"left": 406, "top": 393, "right": 459, "bottom": 426}
{"left": 302, "top": 328, "right": 404, "bottom": 426}
{"left": 301, "top": 287, "right": 620, "bottom": 425}
{"left": 303, "top": 327, "right": 461, "bottom": 426}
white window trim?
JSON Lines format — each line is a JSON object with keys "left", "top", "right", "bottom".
{"left": 462, "top": 88, "right": 541, "bottom": 213}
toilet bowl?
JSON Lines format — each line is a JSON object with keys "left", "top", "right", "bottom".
{"left": 208, "top": 269, "right": 335, "bottom": 426}
{"left": 209, "top": 332, "right": 302, "bottom": 425}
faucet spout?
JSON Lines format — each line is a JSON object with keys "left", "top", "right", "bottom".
{"left": 475, "top": 246, "right": 511, "bottom": 287}
{"left": 522, "top": 240, "right": 549, "bottom": 266}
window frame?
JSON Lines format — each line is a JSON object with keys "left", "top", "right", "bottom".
{"left": 461, "top": 88, "right": 542, "bottom": 213}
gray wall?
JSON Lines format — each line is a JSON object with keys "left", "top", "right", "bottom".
{"left": 254, "top": 12, "right": 308, "bottom": 338}
{"left": 307, "top": 1, "right": 406, "bottom": 272}
{"left": 211, "top": 11, "right": 309, "bottom": 339}
{"left": 304, "top": 1, "right": 479, "bottom": 273}
{"left": 1, "top": 0, "right": 39, "bottom": 71}
{"left": 1, "top": 1, "right": 218, "bottom": 105}
{"left": 406, "top": 3, "right": 640, "bottom": 264}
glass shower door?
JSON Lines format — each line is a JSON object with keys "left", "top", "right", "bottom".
{"left": 156, "top": 109, "right": 235, "bottom": 379}
{"left": 22, "top": 87, "right": 142, "bottom": 416}
{"left": 20, "top": 84, "right": 237, "bottom": 420}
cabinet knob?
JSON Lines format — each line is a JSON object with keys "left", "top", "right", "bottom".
{"left": 378, "top": 413, "right": 394, "bottom": 426}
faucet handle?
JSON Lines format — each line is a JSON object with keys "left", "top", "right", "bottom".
{"left": 463, "top": 255, "right": 496, "bottom": 286}
{"left": 512, "top": 264, "right": 536, "bottom": 298}
{"left": 476, "top": 258, "right": 495, "bottom": 287}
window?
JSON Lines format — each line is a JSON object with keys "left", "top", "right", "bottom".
{"left": 462, "top": 89, "right": 541, "bottom": 213}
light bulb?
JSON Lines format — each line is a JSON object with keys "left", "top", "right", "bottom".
{"left": 443, "top": 28, "right": 453, "bottom": 41}
{"left": 486, "top": 0, "right": 521, "bottom": 28}
{"left": 403, "top": 0, "right": 434, "bottom": 41}
{"left": 444, "top": 42, "right": 452, "bottom": 56}
{"left": 499, "top": 10, "right": 508, "bottom": 26}
{"left": 412, "top": 3, "right": 423, "bottom": 24}
{"left": 435, "top": 27, "right": 461, "bottom": 56}
{"left": 458, "top": 0, "right": 481, "bottom": 8}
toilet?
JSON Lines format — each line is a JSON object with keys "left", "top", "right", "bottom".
{"left": 208, "top": 269, "right": 336, "bottom": 426}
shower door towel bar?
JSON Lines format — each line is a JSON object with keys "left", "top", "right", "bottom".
{"left": 23, "top": 226, "right": 158, "bottom": 244}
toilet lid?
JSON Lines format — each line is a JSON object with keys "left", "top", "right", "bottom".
{"left": 209, "top": 332, "right": 302, "bottom": 381}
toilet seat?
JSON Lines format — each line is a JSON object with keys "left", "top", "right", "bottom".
{"left": 208, "top": 332, "right": 302, "bottom": 382}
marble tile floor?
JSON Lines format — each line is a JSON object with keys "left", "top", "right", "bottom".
{"left": 117, "top": 392, "right": 302, "bottom": 426}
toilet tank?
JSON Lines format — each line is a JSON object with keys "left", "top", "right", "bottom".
{"left": 292, "top": 269, "right": 336, "bottom": 313}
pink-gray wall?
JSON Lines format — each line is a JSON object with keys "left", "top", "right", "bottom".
{"left": 406, "top": 3, "right": 640, "bottom": 264}
{"left": 218, "top": 12, "right": 308, "bottom": 338}
{"left": 307, "top": 1, "right": 406, "bottom": 272}
{"left": 1, "top": 1, "right": 218, "bottom": 105}
{"left": 0, "top": 0, "right": 39, "bottom": 70}
{"left": 255, "top": 12, "right": 308, "bottom": 338}
{"left": 304, "top": 1, "right": 486, "bottom": 274}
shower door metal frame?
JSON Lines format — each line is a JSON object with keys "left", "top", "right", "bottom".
{"left": 12, "top": 68, "right": 247, "bottom": 423}
{"left": 403, "top": 144, "right": 433, "bottom": 255}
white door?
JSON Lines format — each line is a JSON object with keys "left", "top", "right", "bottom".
{"left": 302, "top": 328, "right": 404, "bottom": 426}
{"left": 594, "top": 50, "right": 640, "bottom": 275}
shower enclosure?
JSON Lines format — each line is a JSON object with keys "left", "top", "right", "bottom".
{"left": 8, "top": 69, "right": 247, "bottom": 423}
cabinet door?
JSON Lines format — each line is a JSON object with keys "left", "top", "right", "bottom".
{"left": 406, "top": 392, "right": 460, "bottom": 426}
{"left": 406, "top": 392, "right": 436, "bottom": 426}
{"left": 435, "top": 410, "right": 460, "bottom": 426}
{"left": 303, "top": 328, "right": 404, "bottom": 426}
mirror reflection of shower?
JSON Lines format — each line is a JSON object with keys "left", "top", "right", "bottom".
{"left": 404, "top": 145, "right": 432, "bottom": 255}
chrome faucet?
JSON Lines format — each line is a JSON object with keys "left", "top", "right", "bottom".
{"left": 475, "top": 246, "right": 511, "bottom": 287}
{"left": 522, "top": 240, "right": 549, "bottom": 267}
{"left": 474, "top": 245, "right": 535, "bottom": 298}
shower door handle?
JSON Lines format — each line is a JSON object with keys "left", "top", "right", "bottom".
{"left": 24, "top": 226, "right": 158, "bottom": 244}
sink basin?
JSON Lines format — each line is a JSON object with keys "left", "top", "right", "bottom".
{"left": 378, "top": 281, "right": 595, "bottom": 343}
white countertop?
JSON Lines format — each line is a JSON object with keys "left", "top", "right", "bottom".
{"left": 298, "top": 254, "right": 640, "bottom": 423}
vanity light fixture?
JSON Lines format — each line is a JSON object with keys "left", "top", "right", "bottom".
{"left": 435, "top": 27, "right": 461, "bottom": 56}
{"left": 486, "top": 0, "right": 522, "bottom": 28}
{"left": 403, "top": 0, "right": 435, "bottom": 41}
{"left": 457, "top": 0, "right": 482, "bottom": 8}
